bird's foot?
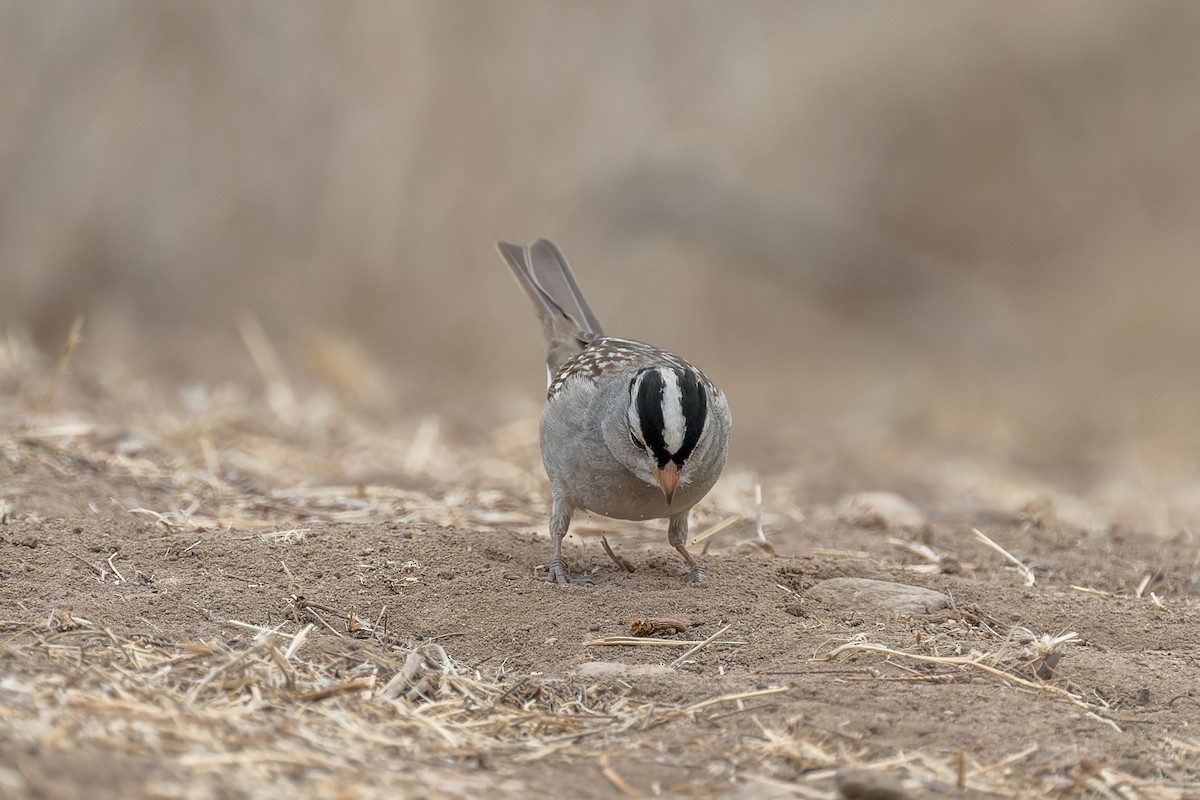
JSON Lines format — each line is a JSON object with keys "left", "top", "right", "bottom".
{"left": 548, "top": 559, "right": 594, "bottom": 587}
{"left": 673, "top": 543, "right": 708, "bottom": 587}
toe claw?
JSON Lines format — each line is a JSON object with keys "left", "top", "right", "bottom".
{"left": 547, "top": 560, "right": 594, "bottom": 587}
{"left": 548, "top": 560, "right": 570, "bottom": 586}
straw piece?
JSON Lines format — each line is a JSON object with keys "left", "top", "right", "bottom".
{"left": 583, "top": 636, "right": 746, "bottom": 648}
{"left": 25, "top": 316, "right": 83, "bottom": 428}
{"left": 826, "top": 641, "right": 1118, "bottom": 731}
{"left": 972, "top": 528, "right": 1036, "bottom": 586}
{"left": 670, "top": 624, "right": 733, "bottom": 669}
{"left": 599, "top": 755, "right": 639, "bottom": 796}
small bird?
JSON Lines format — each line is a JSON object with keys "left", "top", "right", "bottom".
{"left": 497, "top": 239, "right": 731, "bottom": 586}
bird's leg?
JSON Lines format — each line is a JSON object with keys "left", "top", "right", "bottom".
{"left": 548, "top": 496, "right": 593, "bottom": 586}
{"left": 668, "top": 512, "right": 708, "bottom": 587}
{"left": 547, "top": 497, "right": 572, "bottom": 585}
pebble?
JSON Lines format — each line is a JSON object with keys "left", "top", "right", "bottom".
{"left": 836, "top": 491, "right": 928, "bottom": 533}
{"left": 807, "top": 577, "right": 951, "bottom": 617}
{"left": 836, "top": 767, "right": 977, "bottom": 799}
{"left": 836, "top": 768, "right": 912, "bottom": 799}
{"left": 577, "top": 661, "right": 676, "bottom": 679}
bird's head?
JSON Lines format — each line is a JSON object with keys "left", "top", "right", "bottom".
{"left": 625, "top": 366, "right": 709, "bottom": 504}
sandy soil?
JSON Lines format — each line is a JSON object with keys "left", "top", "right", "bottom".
{"left": 2, "top": 368, "right": 1198, "bottom": 799}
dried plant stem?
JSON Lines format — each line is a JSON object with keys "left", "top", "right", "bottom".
{"left": 600, "top": 536, "right": 635, "bottom": 572}
{"left": 238, "top": 312, "right": 298, "bottom": 423}
{"left": 670, "top": 623, "right": 733, "bottom": 669}
{"left": 973, "top": 528, "right": 1036, "bottom": 586}
{"left": 599, "top": 755, "right": 639, "bottom": 796}
{"left": 695, "top": 515, "right": 740, "bottom": 555}
{"left": 25, "top": 316, "right": 83, "bottom": 428}
{"left": 583, "top": 635, "right": 746, "bottom": 648}
{"left": 827, "top": 642, "right": 1119, "bottom": 730}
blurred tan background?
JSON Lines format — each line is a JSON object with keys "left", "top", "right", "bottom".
{"left": 4, "top": 1, "right": 1200, "bottom": 510}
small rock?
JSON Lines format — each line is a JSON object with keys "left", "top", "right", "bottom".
{"left": 807, "top": 577, "right": 951, "bottom": 617}
{"left": 837, "top": 491, "right": 927, "bottom": 533}
{"left": 577, "top": 661, "right": 676, "bottom": 679}
{"left": 733, "top": 539, "right": 776, "bottom": 556}
{"left": 731, "top": 778, "right": 798, "bottom": 799}
{"left": 836, "top": 768, "right": 974, "bottom": 800}
{"left": 1018, "top": 495, "right": 1057, "bottom": 528}
{"left": 836, "top": 768, "right": 912, "bottom": 799}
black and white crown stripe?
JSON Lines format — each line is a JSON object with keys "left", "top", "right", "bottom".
{"left": 629, "top": 366, "right": 709, "bottom": 468}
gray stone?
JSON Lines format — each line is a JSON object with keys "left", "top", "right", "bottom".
{"left": 807, "top": 577, "right": 951, "bottom": 616}
{"left": 837, "top": 491, "right": 928, "bottom": 532}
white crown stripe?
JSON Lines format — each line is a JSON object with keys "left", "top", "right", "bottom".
{"left": 658, "top": 367, "right": 686, "bottom": 453}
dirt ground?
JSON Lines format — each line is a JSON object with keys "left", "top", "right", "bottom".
{"left": 1, "top": 356, "right": 1198, "bottom": 800}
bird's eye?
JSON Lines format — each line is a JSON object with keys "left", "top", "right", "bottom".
{"left": 630, "top": 429, "right": 645, "bottom": 449}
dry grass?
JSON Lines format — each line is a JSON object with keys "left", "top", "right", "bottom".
{"left": 1, "top": 617, "right": 661, "bottom": 794}
{"left": 826, "top": 633, "right": 1113, "bottom": 728}
{"left": 0, "top": 610, "right": 796, "bottom": 795}
{"left": 7, "top": 612, "right": 1187, "bottom": 799}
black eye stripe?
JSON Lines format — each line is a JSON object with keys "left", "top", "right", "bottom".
{"left": 628, "top": 375, "right": 646, "bottom": 449}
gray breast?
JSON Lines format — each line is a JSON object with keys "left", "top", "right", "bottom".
{"left": 541, "top": 395, "right": 721, "bottom": 520}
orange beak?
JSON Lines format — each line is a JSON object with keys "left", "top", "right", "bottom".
{"left": 652, "top": 462, "right": 681, "bottom": 505}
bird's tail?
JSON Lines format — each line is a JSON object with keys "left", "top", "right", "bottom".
{"left": 497, "top": 239, "right": 604, "bottom": 371}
